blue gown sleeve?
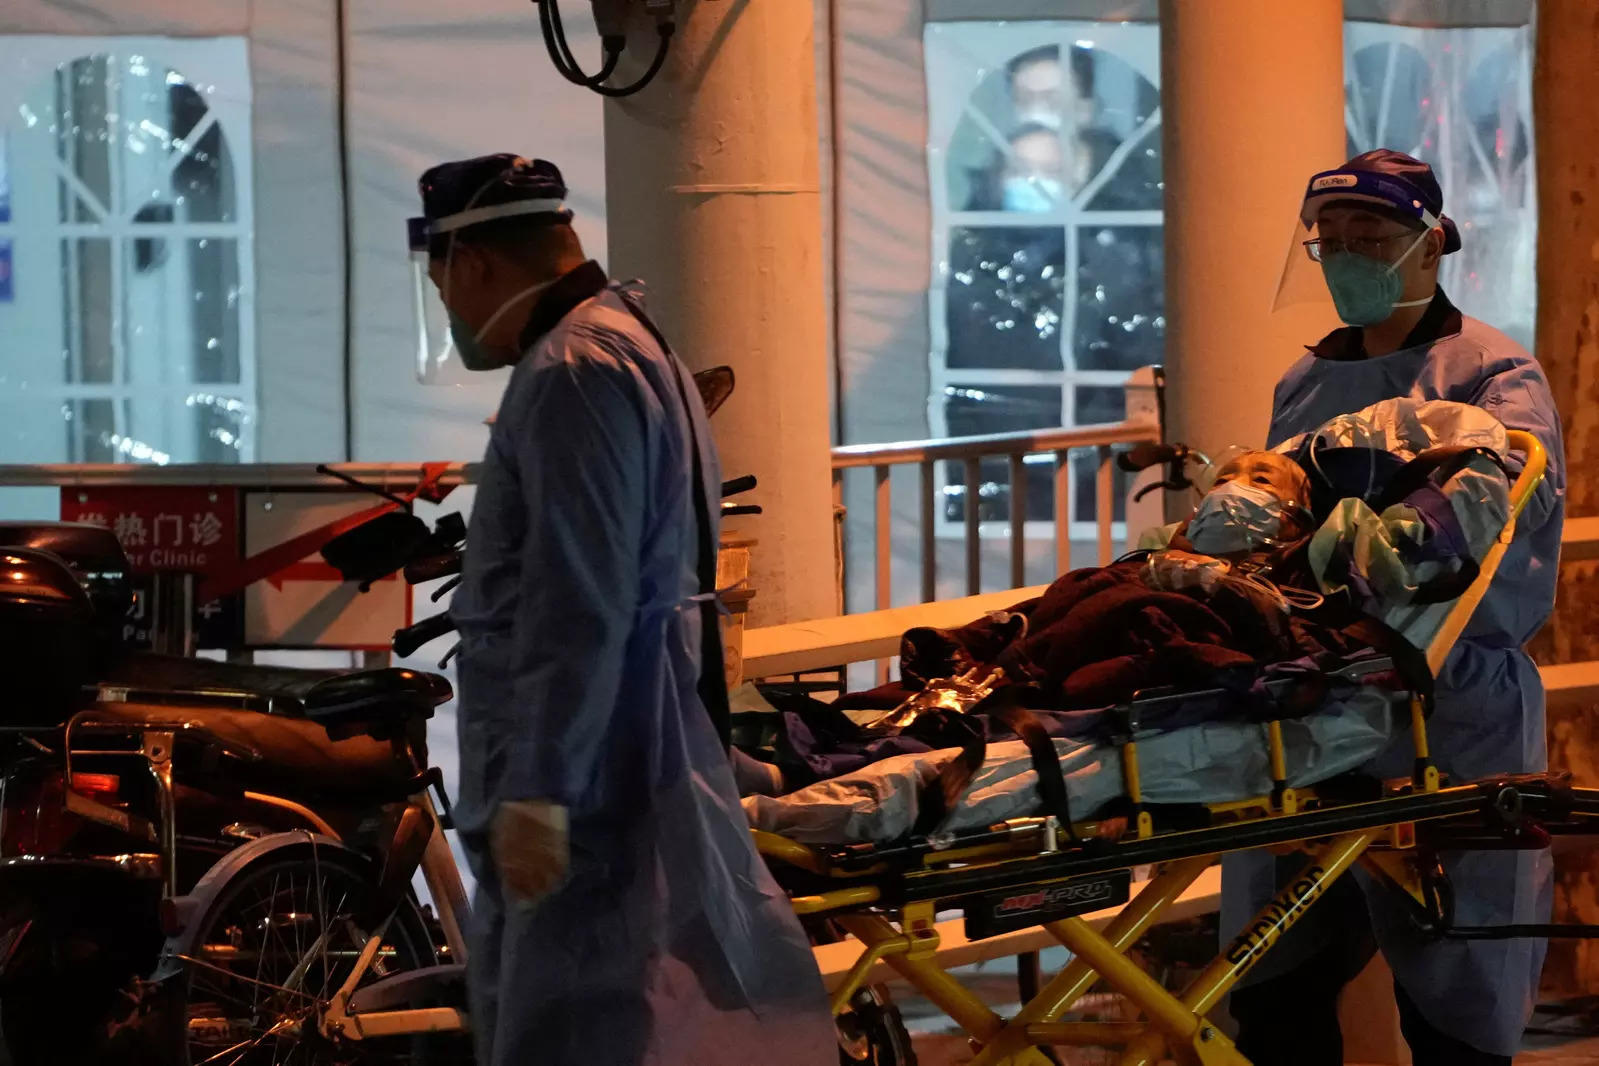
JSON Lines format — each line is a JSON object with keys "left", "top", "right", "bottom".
{"left": 1468, "top": 358, "right": 1564, "bottom": 534}
{"left": 497, "top": 351, "right": 648, "bottom": 809}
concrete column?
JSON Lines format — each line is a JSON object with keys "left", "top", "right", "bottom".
{"left": 603, "top": 1, "right": 836, "bottom": 627}
{"left": 1528, "top": 0, "right": 1599, "bottom": 999}
{"left": 1158, "top": 0, "right": 1346, "bottom": 487}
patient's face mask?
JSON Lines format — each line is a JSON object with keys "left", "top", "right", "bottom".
{"left": 1185, "top": 481, "right": 1288, "bottom": 556}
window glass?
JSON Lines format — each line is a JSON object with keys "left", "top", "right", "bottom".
{"left": 1344, "top": 23, "right": 1535, "bottom": 349}
{"left": 0, "top": 39, "right": 254, "bottom": 464}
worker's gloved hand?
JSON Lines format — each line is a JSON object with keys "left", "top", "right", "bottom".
{"left": 490, "top": 799, "right": 570, "bottom": 909}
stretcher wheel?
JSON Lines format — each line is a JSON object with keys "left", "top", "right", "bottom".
{"left": 835, "top": 985, "right": 916, "bottom": 1065}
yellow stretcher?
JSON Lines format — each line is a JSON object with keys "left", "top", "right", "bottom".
{"left": 753, "top": 431, "right": 1597, "bottom": 1065}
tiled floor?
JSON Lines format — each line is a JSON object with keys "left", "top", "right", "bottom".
{"left": 894, "top": 954, "right": 1599, "bottom": 1065}
{"left": 910, "top": 1031, "right": 1599, "bottom": 1065}
{"left": 1518, "top": 1037, "right": 1599, "bottom": 1064}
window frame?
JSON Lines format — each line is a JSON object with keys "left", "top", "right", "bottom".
{"left": 924, "top": 20, "right": 1163, "bottom": 542}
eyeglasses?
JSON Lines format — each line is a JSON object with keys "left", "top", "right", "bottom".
{"left": 1301, "top": 232, "right": 1417, "bottom": 263}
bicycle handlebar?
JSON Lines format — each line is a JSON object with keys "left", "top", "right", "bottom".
{"left": 393, "top": 613, "right": 458, "bottom": 659}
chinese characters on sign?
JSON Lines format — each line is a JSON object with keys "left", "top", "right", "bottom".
{"left": 61, "top": 487, "right": 243, "bottom": 648}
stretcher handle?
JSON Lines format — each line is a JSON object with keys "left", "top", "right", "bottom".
{"left": 1421, "top": 430, "right": 1546, "bottom": 677}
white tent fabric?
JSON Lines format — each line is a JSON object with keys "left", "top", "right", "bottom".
{"left": 343, "top": 0, "right": 609, "bottom": 462}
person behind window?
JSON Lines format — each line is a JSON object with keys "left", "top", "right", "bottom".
{"left": 948, "top": 123, "right": 1161, "bottom": 377}
{"left": 1005, "top": 43, "right": 1097, "bottom": 132}
{"left": 965, "top": 123, "right": 1099, "bottom": 213}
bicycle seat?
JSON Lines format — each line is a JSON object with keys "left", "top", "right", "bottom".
{"left": 301, "top": 669, "right": 454, "bottom": 739}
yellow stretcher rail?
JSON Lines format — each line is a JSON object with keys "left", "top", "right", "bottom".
{"left": 752, "top": 431, "right": 1556, "bottom": 1065}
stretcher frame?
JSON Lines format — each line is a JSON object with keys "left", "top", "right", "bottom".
{"left": 755, "top": 430, "right": 1593, "bottom": 1065}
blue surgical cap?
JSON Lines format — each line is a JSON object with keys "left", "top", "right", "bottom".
{"left": 412, "top": 154, "right": 573, "bottom": 257}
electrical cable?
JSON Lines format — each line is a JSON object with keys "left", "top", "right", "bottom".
{"left": 540, "top": 0, "right": 623, "bottom": 86}
{"left": 536, "top": 0, "right": 673, "bottom": 97}
{"left": 591, "top": 23, "right": 673, "bottom": 98}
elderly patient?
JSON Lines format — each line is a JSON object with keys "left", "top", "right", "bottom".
{"left": 733, "top": 453, "right": 1378, "bottom": 797}
{"left": 738, "top": 425, "right": 1513, "bottom": 796}
{"left": 888, "top": 451, "right": 1329, "bottom": 712}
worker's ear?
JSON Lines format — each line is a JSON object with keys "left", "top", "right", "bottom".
{"left": 450, "top": 243, "right": 493, "bottom": 286}
{"left": 1420, "top": 227, "right": 1446, "bottom": 271}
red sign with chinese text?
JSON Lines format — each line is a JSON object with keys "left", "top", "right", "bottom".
{"left": 61, "top": 487, "right": 240, "bottom": 574}
{"left": 60, "top": 486, "right": 244, "bottom": 647}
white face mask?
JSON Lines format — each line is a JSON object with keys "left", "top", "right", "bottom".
{"left": 1014, "top": 108, "right": 1064, "bottom": 131}
{"left": 1186, "top": 481, "right": 1288, "bottom": 556}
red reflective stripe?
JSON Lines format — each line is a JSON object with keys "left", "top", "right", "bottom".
{"left": 265, "top": 561, "right": 402, "bottom": 589}
{"left": 197, "top": 500, "right": 397, "bottom": 602}
{"left": 196, "top": 470, "right": 457, "bottom": 602}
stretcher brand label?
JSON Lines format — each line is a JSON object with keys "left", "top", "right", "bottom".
{"left": 996, "top": 881, "right": 1116, "bottom": 915}
{"left": 964, "top": 871, "right": 1131, "bottom": 941}
{"left": 1222, "top": 864, "right": 1328, "bottom": 969}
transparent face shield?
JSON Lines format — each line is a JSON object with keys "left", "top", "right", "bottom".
{"left": 407, "top": 219, "right": 475, "bottom": 387}
{"left": 1272, "top": 212, "right": 1336, "bottom": 314}
{"left": 1272, "top": 177, "right": 1441, "bottom": 315}
{"left": 406, "top": 195, "right": 570, "bottom": 385}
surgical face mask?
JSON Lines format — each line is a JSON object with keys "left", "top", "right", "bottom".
{"left": 1014, "top": 109, "right": 1064, "bottom": 131}
{"left": 1186, "top": 480, "right": 1288, "bottom": 556}
{"left": 1002, "top": 176, "right": 1065, "bottom": 213}
{"left": 1319, "top": 231, "right": 1432, "bottom": 327}
{"left": 447, "top": 277, "right": 558, "bottom": 371}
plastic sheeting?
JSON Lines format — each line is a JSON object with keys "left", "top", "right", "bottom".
{"left": 744, "top": 685, "right": 1396, "bottom": 844}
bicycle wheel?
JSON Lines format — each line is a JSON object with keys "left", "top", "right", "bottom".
{"left": 169, "top": 846, "right": 450, "bottom": 1065}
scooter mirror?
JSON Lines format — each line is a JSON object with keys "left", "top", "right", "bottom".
{"left": 694, "top": 366, "right": 735, "bottom": 417}
{"left": 321, "top": 510, "right": 434, "bottom": 589}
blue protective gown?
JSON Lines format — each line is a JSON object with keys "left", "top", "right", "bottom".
{"left": 451, "top": 277, "right": 834, "bottom": 1065}
{"left": 1221, "top": 307, "right": 1566, "bottom": 1056}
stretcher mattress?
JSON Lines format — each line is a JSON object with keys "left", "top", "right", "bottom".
{"left": 742, "top": 687, "right": 1395, "bottom": 844}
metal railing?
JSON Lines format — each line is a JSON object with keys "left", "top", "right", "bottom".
{"left": 0, "top": 462, "right": 479, "bottom": 491}
{"left": 832, "top": 367, "right": 1164, "bottom": 614}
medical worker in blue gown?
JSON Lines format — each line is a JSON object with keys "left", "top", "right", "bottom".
{"left": 1223, "top": 150, "right": 1566, "bottom": 1066}
{"left": 412, "top": 154, "right": 833, "bottom": 1066}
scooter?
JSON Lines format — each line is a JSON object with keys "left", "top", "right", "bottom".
{"left": 0, "top": 365, "right": 913, "bottom": 1065}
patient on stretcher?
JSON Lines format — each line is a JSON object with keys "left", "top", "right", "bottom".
{"left": 740, "top": 400, "right": 1516, "bottom": 842}
{"left": 847, "top": 449, "right": 1338, "bottom": 726}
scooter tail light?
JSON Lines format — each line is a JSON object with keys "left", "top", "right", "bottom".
{"left": 69, "top": 772, "right": 121, "bottom": 799}
{"left": 1, "top": 770, "right": 75, "bottom": 857}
